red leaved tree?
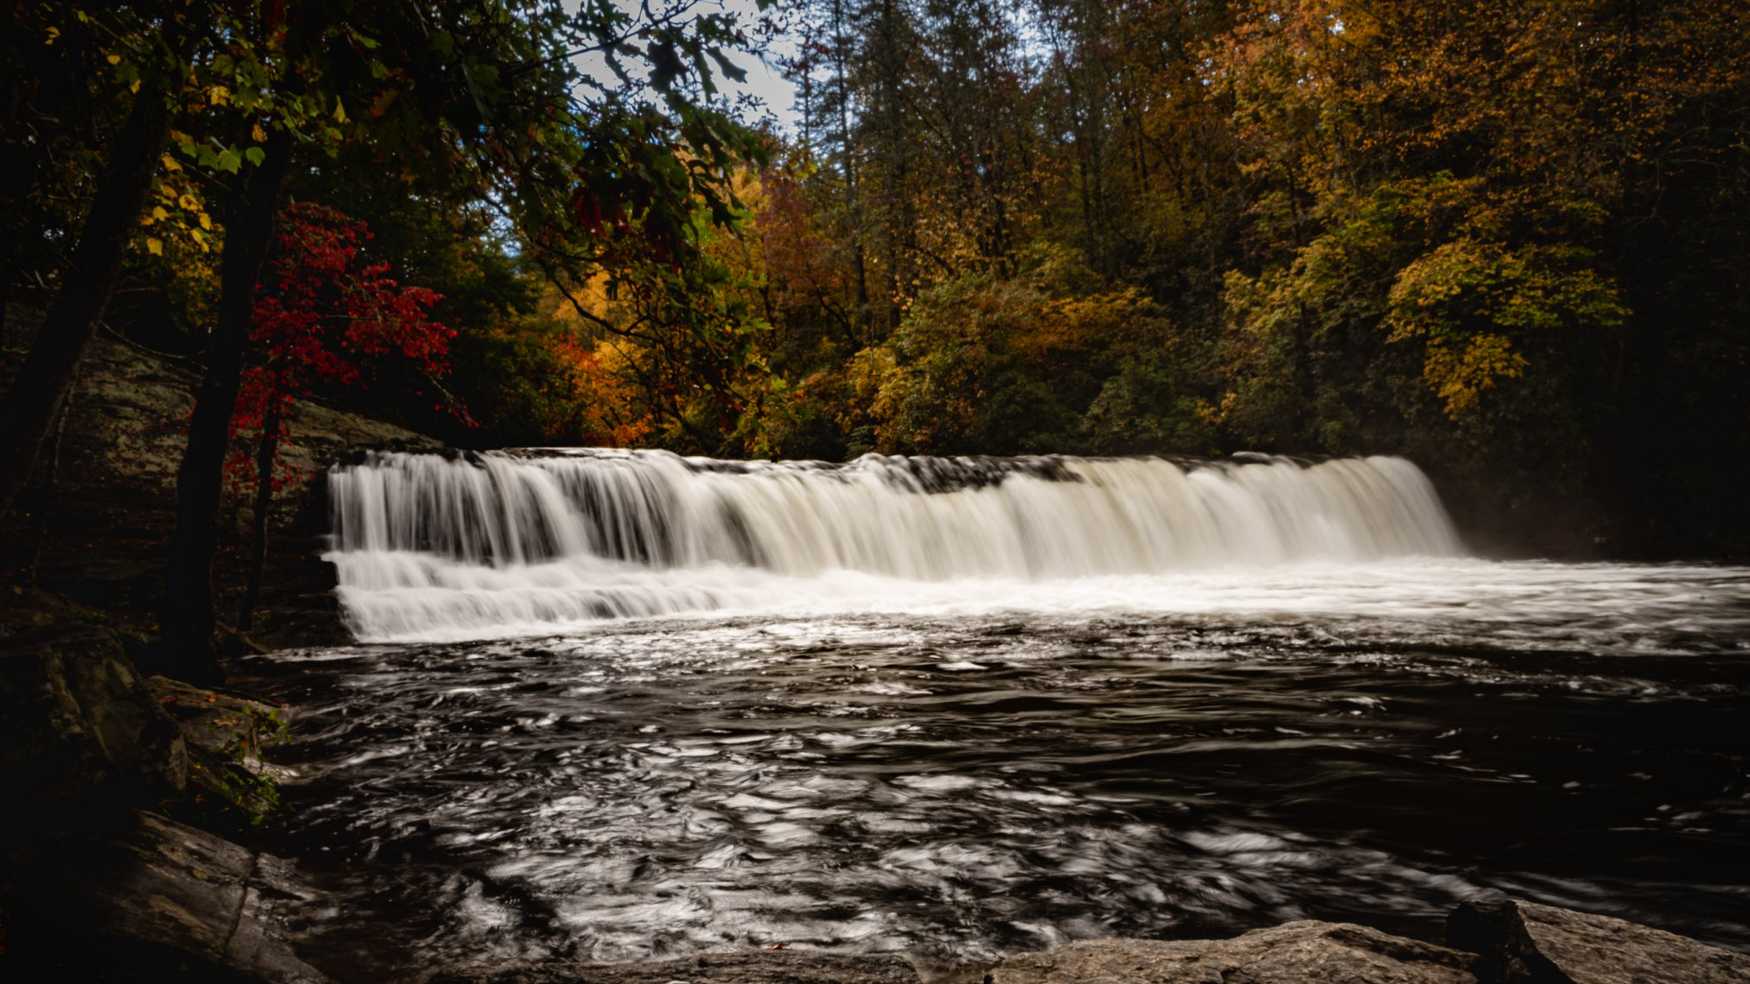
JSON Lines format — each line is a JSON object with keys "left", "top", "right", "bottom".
{"left": 231, "top": 201, "right": 468, "bottom": 629}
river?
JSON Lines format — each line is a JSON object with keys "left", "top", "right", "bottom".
{"left": 247, "top": 451, "right": 1750, "bottom": 978}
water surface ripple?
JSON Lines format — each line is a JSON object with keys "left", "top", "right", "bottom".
{"left": 253, "top": 559, "right": 1750, "bottom": 978}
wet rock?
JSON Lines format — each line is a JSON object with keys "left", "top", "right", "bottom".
{"left": 2, "top": 329, "right": 437, "bottom": 651}
{"left": 1447, "top": 894, "right": 1568, "bottom": 983}
{"left": 218, "top": 626, "right": 271, "bottom": 658}
{"left": 151, "top": 675, "right": 290, "bottom": 758}
{"left": 1449, "top": 894, "right": 1750, "bottom": 984}
{"left": 975, "top": 921, "right": 1478, "bottom": 983}
{"left": 13, "top": 811, "right": 328, "bottom": 983}
{"left": 150, "top": 675, "right": 293, "bottom": 828}
{"left": 0, "top": 620, "right": 187, "bottom": 836}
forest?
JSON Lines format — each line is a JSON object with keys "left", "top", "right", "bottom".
{"left": 5, "top": 0, "right": 1749, "bottom": 605}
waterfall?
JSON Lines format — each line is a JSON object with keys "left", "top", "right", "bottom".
{"left": 325, "top": 450, "right": 1463, "bottom": 640}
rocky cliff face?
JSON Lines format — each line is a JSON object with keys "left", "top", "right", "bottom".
{"left": 0, "top": 608, "right": 188, "bottom": 841}
{"left": 11, "top": 811, "right": 328, "bottom": 983}
{"left": 0, "top": 599, "right": 315, "bottom": 981}
{"left": 1, "top": 324, "right": 440, "bottom": 651}
{"left": 0, "top": 313, "right": 430, "bottom": 980}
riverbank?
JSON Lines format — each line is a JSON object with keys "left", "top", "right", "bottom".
{"left": 0, "top": 604, "right": 307, "bottom": 980}
{"left": 0, "top": 321, "right": 433, "bottom": 978}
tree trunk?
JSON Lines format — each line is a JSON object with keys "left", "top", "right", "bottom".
{"left": 237, "top": 389, "right": 283, "bottom": 633}
{"left": 830, "top": 0, "right": 871, "bottom": 337}
{"left": 0, "top": 67, "right": 175, "bottom": 514}
{"left": 160, "top": 129, "right": 294, "bottom": 682}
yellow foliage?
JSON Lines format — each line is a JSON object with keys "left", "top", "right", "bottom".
{"left": 536, "top": 276, "right": 614, "bottom": 329}
{"left": 1422, "top": 333, "right": 1527, "bottom": 417}
{"left": 134, "top": 170, "right": 221, "bottom": 328}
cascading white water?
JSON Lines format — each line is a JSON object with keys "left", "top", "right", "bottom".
{"left": 325, "top": 450, "right": 1463, "bottom": 640}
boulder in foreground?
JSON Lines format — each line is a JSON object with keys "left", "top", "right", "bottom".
{"left": 11, "top": 811, "right": 327, "bottom": 983}
{"left": 961, "top": 896, "right": 1750, "bottom": 984}
{"left": 971, "top": 920, "right": 1477, "bottom": 983}
{"left": 1449, "top": 893, "right": 1750, "bottom": 984}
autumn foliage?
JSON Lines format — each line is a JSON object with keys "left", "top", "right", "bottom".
{"left": 227, "top": 202, "right": 466, "bottom": 495}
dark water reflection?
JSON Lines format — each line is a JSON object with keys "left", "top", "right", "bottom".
{"left": 249, "top": 565, "right": 1750, "bottom": 979}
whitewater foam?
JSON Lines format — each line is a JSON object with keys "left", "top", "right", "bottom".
{"left": 325, "top": 450, "right": 1465, "bottom": 641}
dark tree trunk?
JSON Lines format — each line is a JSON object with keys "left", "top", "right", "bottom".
{"left": 0, "top": 69, "right": 175, "bottom": 515}
{"left": 830, "top": 0, "right": 871, "bottom": 338}
{"left": 160, "top": 129, "right": 294, "bottom": 682}
{"left": 237, "top": 388, "right": 283, "bottom": 633}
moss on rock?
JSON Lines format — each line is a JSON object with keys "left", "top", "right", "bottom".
{"left": 150, "top": 675, "right": 294, "bottom": 829}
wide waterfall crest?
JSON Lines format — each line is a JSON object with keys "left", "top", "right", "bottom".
{"left": 326, "top": 450, "right": 1463, "bottom": 640}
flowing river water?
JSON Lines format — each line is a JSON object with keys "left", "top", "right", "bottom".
{"left": 250, "top": 451, "right": 1750, "bottom": 977}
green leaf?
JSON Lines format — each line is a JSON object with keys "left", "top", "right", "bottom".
{"left": 244, "top": 146, "right": 266, "bottom": 167}
{"left": 216, "top": 148, "right": 242, "bottom": 174}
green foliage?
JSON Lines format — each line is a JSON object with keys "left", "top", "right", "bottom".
{"left": 1081, "top": 358, "right": 1219, "bottom": 456}
{"left": 1212, "top": 170, "right": 1629, "bottom": 443}
{"left": 858, "top": 248, "right": 1207, "bottom": 455}
{"left": 1387, "top": 240, "right": 1626, "bottom": 417}
{"left": 450, "top": 314, "right": 588, "bottom": 445}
